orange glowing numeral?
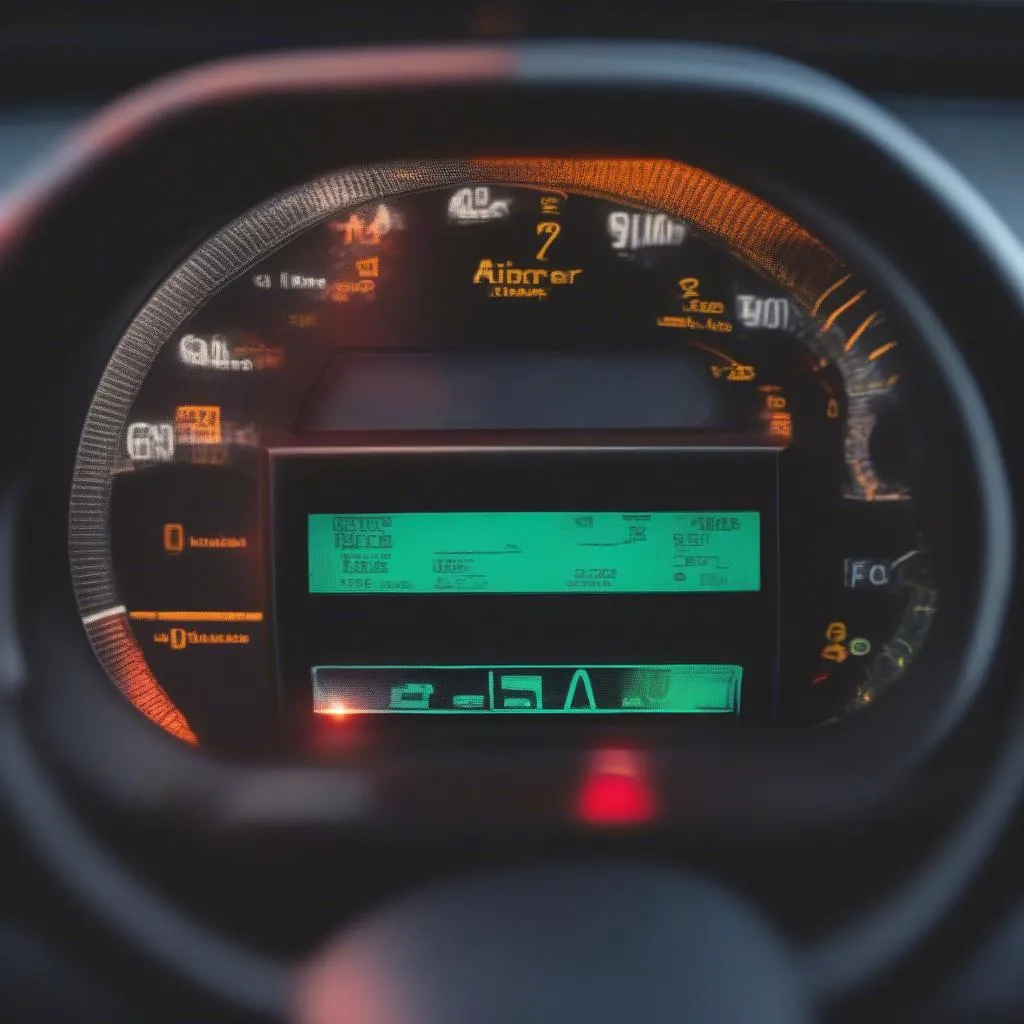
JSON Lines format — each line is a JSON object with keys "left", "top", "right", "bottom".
{"left": 163, "top": 523, "right": 184, "bottom": 555}
{"left": 535, "top": 221, "right": 560, "bottom": 261}
{"left": 678, "top": 277, "right": 701, "bottom": 300}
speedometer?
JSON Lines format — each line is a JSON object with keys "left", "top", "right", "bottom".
{"left": 69, "top": 157, "right": 938, "bottom": 752}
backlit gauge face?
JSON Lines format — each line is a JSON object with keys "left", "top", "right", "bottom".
{"left": 69, "top": 158, "right": 936, "bottom": 752}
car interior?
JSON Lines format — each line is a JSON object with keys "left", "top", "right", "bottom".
{"left": 3, "top": 3, "right": 1024, "bottom": 1021}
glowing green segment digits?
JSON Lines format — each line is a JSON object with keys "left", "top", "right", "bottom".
{"left": 308, "top": 511, "right": 760, "bottom": 594}
{"left": 311, "top": 664, "right": 742, "bottom": 715}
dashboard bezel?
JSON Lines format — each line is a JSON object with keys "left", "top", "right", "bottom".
{"left": 4, "top": 44, "right": 1013, "bottom": 826}
{"left": 0, "top": 43, "right": 1020, "bottom": 1012}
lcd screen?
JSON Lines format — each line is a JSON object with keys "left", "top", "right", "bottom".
{"left": 311, "top": 663, "right": 743, "bottom": 715}
{"left": 308, "top": 511, "right": 761, "bottom": 594}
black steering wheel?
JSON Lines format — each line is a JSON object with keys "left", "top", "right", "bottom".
{"left": 0, "top": 43, "right": 1021, "bottom": 1022}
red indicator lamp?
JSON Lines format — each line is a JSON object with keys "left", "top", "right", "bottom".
{"left": 310, "top": 703, "right": 362, "bottom": 754}
{"left": 319, "top": 703, "right": 352, "bottom": 720}
{"left": 576, "top": 749, "right": 657, "bottom": 826}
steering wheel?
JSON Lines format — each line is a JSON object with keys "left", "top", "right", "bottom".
{"left": 0, "top": 43, "right": 1021, "bottom": 1022}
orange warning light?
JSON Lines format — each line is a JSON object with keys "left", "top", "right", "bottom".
{"left": 174, "top": 405, "right": 221, "bottom": 445}
{"left": 767, "top": 411, "right": 793, "bottom": 439}
{"left": 163, "top": 522, "right": 184, "bottom": 555}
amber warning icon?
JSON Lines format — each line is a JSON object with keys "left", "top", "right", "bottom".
{"left": 163, "top": 523, "right": 185, "bottom": 555}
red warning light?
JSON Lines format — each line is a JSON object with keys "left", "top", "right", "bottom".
{"left": 318, "top": 704, "right": 352, "bottom": 721}
{"left": 576, "top": 749, "right": 656, "bottom": 827}
{"left": 310, "top": 703, "right": 367, "bottom": 756}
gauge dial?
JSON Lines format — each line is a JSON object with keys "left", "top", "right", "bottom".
{"left": 69, "top": 158, "right": 936, "bottom": 751}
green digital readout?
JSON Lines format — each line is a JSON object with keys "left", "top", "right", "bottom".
{"left": 312, "top": 664, "right": 742, "bottom": 715}
{"left": 308, "top": 511, "right": 760, "bottom": 594}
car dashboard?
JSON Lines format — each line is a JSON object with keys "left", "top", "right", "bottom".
{"left": 2, "top": 15, "right": 1024, "bottom": 1024}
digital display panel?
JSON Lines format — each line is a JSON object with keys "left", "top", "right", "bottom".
{"left": 312, "top": 663, "right": 742, "bottom": 715}
{"left": 308, "top": 511, "right": 761, "bottom": 595}
{"left": 272, "top": 448, "right": 780, "bottom": 723}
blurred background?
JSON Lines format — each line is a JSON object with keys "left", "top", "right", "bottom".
{"left": 4, "top": 0, "right": 1024, "bottom": 228}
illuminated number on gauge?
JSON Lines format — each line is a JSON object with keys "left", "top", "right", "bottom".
{"left": 607, "top": 211, "right": 686, "bottom": 250}
{"left": 678, "top": 277, "right": 701, "bottom": 300}
{"left": 179, "top": 334, "right": 208, "bottom": 366}
{"left": 736, "top": 295, "right": 792, "bottom": 330}
{"left": 162, "top": 523, "right": 185, "bottom": 555}
{"left": 126, "top": 422, "right": 174, "bottom": 462}
{"left": 447, "top": 186, "right": 511, "bottom": 223}
{"left": 330, "top": 204, "right": 398, "bottom": 246}
{"left": 535, "top": 221, "right": 561, "bottom": 261}
{"left": 178, "top": 333, "right": 254, "bottom": 373}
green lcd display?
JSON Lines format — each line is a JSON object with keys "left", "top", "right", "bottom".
{"left": 307, "top": 511, "right": 761, "bottom": 594}
{"left": 312, "top": 664, "right": 742, "bottom": 715}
